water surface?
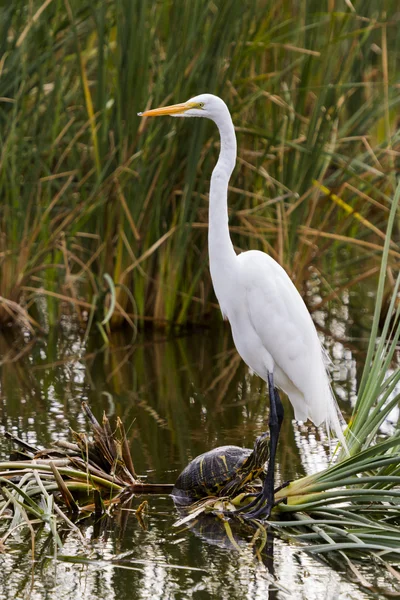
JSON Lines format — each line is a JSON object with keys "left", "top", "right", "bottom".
{"left": 0, "top": 291, "right": 395, "bottom": 599}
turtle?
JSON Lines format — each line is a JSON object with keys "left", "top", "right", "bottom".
{"left": 172, "top": 432, "right": 269, "bottom": 505}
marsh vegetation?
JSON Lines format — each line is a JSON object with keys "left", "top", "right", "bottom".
{"left": 1, "top": 0, "right": 399, "bottom": 330}
{"left": 1, "top": 1, "right": 400, "bottom": 598}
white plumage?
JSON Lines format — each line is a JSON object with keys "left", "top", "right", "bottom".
{"left": 228, "top": 250, "right": 339, "bottom": 426}
{"left": 139, "top": 93, "right": 348, "bottom": 518}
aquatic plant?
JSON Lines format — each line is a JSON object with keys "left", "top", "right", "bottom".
{"left": 1, "top": 1, "right": 399, "bottom": 330}
{"left": 0, "top": 402, "right": 171, "bottom": 558}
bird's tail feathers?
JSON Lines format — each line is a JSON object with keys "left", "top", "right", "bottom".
{"left": 326, "top": 392, "right": 350, "bottom": 457}
{"left": 319, "top": 345, "right": 350, "bottom": 456}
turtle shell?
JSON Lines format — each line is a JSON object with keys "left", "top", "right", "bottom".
{"left": 172, "top": 445, "right": 253, "bottom": 504}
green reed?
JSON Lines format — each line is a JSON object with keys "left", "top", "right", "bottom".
{"left": 1, "top": 1, "right": 399, "bottom": 331}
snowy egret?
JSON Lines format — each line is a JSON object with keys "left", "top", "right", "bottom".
{"left": 138, "top": 94, "right": 347, "bottom": 519}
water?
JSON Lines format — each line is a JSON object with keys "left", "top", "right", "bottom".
{"left": 0, "top": 290, "right": 396, "bottom": 599}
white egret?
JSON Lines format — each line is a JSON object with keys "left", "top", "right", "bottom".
{"left": 138, "top": 94, "right": 348, "bottom": 519}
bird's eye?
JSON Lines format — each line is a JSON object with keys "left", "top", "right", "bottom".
{"left": 198, "top": 102, "right": 205, "bottom": 108}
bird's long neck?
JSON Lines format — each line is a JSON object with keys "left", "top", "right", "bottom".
{"left": 208, "top": 109, "right": 237, "bottom": 282}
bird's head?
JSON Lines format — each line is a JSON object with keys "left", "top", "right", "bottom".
{"left": 138, "top": 93, "right": 227, "bottom": 121}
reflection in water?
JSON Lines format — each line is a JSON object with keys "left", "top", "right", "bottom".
{"left": 0, "top": 291, "right": 389, "bottom": 599}
{"left": 0, "top": 505, "right": 370, "bottom": 599}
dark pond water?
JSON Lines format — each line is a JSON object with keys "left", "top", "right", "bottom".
{"left": 0, "top": 284, "right": 397, "bottom": 599}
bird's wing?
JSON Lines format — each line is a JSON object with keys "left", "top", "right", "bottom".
{"left": 237, "top": 250, "right": 329, "bottom": 421}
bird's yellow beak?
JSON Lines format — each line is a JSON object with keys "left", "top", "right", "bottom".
{"left": 138, "top": 102, "right": 198, "bottom": 117}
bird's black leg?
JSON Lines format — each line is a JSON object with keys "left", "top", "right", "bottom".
{"left": 243, "top": 372, "right": 284, "bottom": 520}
